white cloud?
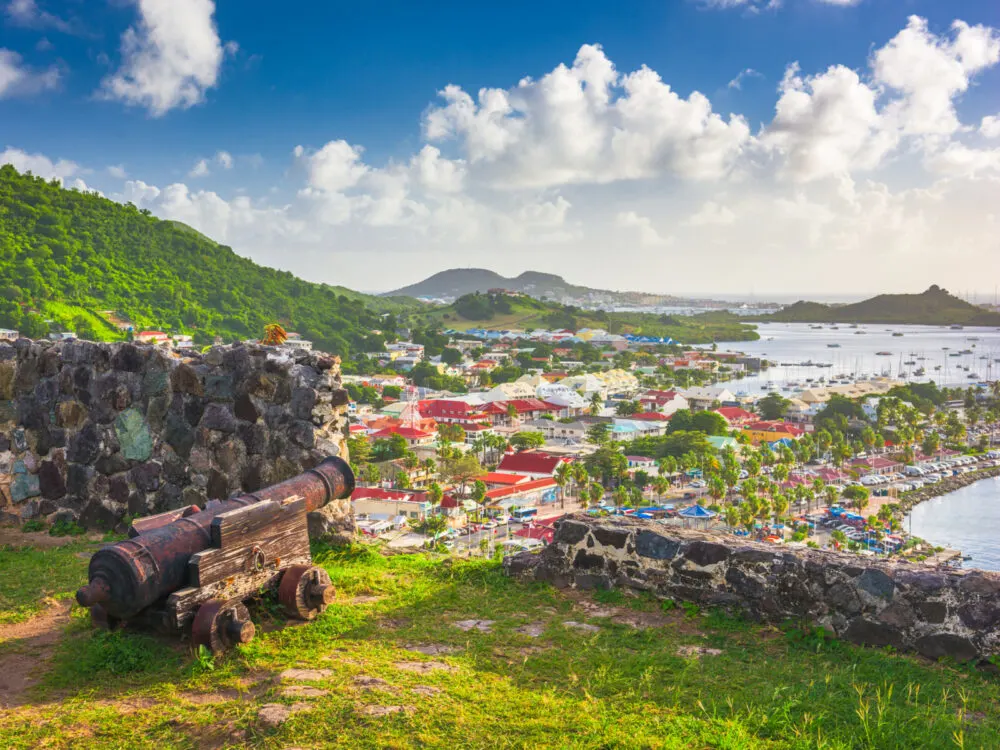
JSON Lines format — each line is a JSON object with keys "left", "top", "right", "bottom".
{"left": 873, "top": 16, "right": 1000, "bottom": 137}
{"left": 188, "top": 151, "right": 235, "bottom": 177}
{"left": 727, "top": 68, "right": 761, "bottom": 90}
{"left": 685, "top": 200, "right": 736, "bottom": 226}
{"left": 615, "top": 211, "right": 670, "bottom": 247}
{"left": 188, "top": 159, "right": 210, "bottom": 178}
{"left": 759, "top": 62, "right": 897, "bottom": 182}
{"left": 424, "top": 44, "right": 751, "bottom": 188}
{"left": 980, "top": 115, "right": 1000, "bottom": 139}
{"left": 5, "top": 0, "right": 74, "bottom": 33}
{"left": 296, "top": 140, "right": 370, "bottom": 192}
{"left": 1, "top": 147, "right": 78, "bottom": 181}
{"left": 106, "top": 164, "right": 128, "bottom": 179}
{"left": 0, "top": 48, "right": 60, "bottom": 98}
{"left": 924, "top": 142, "right": 1000, "bottom": 177}
{"left": 100, "top": 0, "right": 234, "bottom": 117}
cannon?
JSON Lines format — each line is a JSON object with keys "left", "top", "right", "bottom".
{"left": 76, "top": 456, "right": 355, "bottom": 653}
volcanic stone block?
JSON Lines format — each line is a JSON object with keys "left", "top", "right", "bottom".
{"left": 115, "top": 408, "right": 153, "bottom": 462}
{"left": 857, "top": 569, "right": 895, "bottom": 600}
{"left": 200, "top": 403, "right": 237, "bottom": 433}
{"left": 38, "top": 460, "right": 66, "bottom": 500}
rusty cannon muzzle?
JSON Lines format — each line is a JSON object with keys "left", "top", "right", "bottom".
{"left": 75, "top": 456, "right": 354, "bottom": 622}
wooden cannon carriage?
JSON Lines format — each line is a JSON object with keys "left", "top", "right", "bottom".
{"left": 75, "top": 457, "right": 354, "bottom": 653}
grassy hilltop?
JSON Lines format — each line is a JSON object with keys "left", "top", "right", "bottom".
{"left": 0, "top": 166, "right": 420, "bottom": 357}
{"left": 0, "top": 539, "right": 998, "bottom": 748}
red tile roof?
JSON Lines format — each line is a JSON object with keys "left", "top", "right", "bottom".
{"left": 419, "top": 399, "right": 489, "bottom": 419}
{"left": 497, "top": 452, "right": 568, "bottom": 476}
{"left": 485, "top": 477, "right": 557, "bottom": 500}
{"left": 439, "top": 494, "right": 461, "bottom": 509}
{"left": 715, "top": 406, "right": 755, "bottom": 423}
{"left": 485, "top": 399, "right": 561, "bottom": 415}
{"left": 478, "top": 472, "right": 531, "bottom": 486}
{"left": 630, "top": 411, "right": 672, "bottom": 421}
{"left": 515, "top": 525, "right": 554, "bottom": 543}
{"left": 370, "top": 426, "right": 433, "bottom": 440}
{"left": 746, "top": 421, "right": 805, "bottom": 436}
{"left": 352, "top": 487, "right": 416, "bottom": 502}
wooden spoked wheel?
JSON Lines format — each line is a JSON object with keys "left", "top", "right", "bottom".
{"left": 192, "top": 599, "right": 255, "bottom": 654}
{"left": 278, "top": 565, "right": 335, "bottom": 620}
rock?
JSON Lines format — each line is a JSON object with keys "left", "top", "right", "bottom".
{"left": 79, "top": 496, "right": 125, "bottom": 530}
{"left": 515, "top": 622, "right": 546, "bottom": 638}
{"left": 573, "top": 549, "right": 606, "bottom": 570}
{"left": 10, "top": 472, "right": 41, "bottom": 502}
{"left": 915, "top": 634, "right": 978, "bottom": 663}
{"left": 592, "top": 526, "right": 630, "bottom": 549}
{"left": 130, "top": 461, "right": 162, "bottom": 493}
{"left": 279, "top": 668, "right": 332, "bottom": 682}
{"left": 170, "top": 364, "right": 203, "bottom": 396}
{"left": 141, "top": 368, "right": 169, "bottom": 397}
{"left": 38, "top": 460, "right": 66, "bottom": 500}
{"left": 411, "top": 685, "right": 442, "bottom": 696}
{"left": 453, "top": 619, "right": 495, "bottom": 632}
{"left": 843, "top": 618, "right": 902, "bottom": 648}
{"left": 684, "top": 541, "right": 731, "bottom": 567}
{"left": 114, "top": 408, "right": 153, "bottom": 462}
{"left": 676, "top": 645, "right": 723, "bottom": 658}
{"left": 234, "top": 393, "right": 260, "bottom": 422}
{"left": 257, "top": 703, "right": 309, "bottom": 728}
{"left": 204, "top": 375, "right": 234, "bottom": 401}
{"left": 877, "top": 600, "right": 916, "bottom": 629}
{"left": 826, "top": 582, "right": 862, "bottom": 616}
{"left": 354, "top": 676, "right": 391, "bottom": 690}
{"left": 200, "top": 404, "right": 237, "bottom": 433}
{"left": 67, "top": 424, "right": 101, "bottom": 464}
{"left": 19, "top": 499, "right": 41, "bottom": 520}
{"left": 856, "top": 569, "right": 895, "bottom": 601}
{"left": 555, "top": 520, "right": 590, "bottom": 545}
{"left": 635, "top": 530, "right": 680, "bottom": 560}
{"left": 404, "top": 644, "right": 462, "bottom": 656}
{"left": 307, "top": 501, "right": 354, "bottom": 544}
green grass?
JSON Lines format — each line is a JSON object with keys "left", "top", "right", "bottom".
{"left": 1, "top": 542, "right": 998, "bottom": 748}
{"left": 41, "top": 301, "right": 124, "bottom": 342}
{"left": 0, "top": 542, "right": 92, "bottom": 624}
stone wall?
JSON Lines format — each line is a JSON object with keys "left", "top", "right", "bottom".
{"left": 0, "top": 338, "right": 353, "bottom": 541}
{"left": 505, "top": 514, "right": 1000, "bottom": 666}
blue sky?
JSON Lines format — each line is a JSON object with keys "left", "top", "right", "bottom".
{"left": 2, "top": 0, "right": 1000, "bottom": 297}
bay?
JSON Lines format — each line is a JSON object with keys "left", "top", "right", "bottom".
{"left": 903, "top": 476, "right": 1000, "bottom": 572}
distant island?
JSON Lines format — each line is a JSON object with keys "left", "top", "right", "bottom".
{"left": 764, "top": 286, "right": 1000, "bottom": 327}
{"left": 386, "top": 267, "right": 768, "bottom": 310}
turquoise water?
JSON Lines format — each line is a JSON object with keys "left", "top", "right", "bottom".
{"left": 904, "top": 476, "right": 1000, "bottom": 572}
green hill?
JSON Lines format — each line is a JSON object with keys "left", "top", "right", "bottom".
{"left": 767, "top": 286, "right": 1000, "bottom": 326}
{"left": 0, "top": 165, "right": 411, "bottom": 357}
{"left": 419, "top": 292, "right": 759, "bottom": 344}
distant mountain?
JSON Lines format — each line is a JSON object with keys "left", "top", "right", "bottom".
{"left": 767, "top": 286, "right": 1000, "bottom": 326}
{"left": 386, "top": 268, "right": 684, "bottom": 305}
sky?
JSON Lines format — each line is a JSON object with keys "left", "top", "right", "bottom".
{"left": 2, "top": 0, "right": 1000, "bottom": 300}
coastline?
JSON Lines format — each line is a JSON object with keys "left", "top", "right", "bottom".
{"left": 891, "top": 466, "right": 1000, "bottom": 519}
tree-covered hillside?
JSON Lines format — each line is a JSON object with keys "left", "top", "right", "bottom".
{"left": 0, "top": 166, "right": 410, "bottom": 357}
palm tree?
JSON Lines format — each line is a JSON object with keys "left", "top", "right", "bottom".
{"left": 589, "top": 392, "right": 603, "bottom": 416}
{"left": 652, "top": 476, "right": 670, "bottom": 503}
{"left": 554, "top": 462, "right": 572, "bottom": 509}
{"left": 573, "top": 465, "right": 589, "bottom": 501}
{"left": 824, "top": 484, "right": 839, "bottom": 509}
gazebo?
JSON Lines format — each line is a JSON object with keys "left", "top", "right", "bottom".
{"left": 678, "top": 504, "right": 717, "bottom": 528}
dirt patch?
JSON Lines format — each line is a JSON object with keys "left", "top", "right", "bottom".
{"left": 609, "top": 611, "right": 672, "bottom": 630}
{"left": 179, "top": 689, "right": 244, "bottom": 705}
{"left": 168, "top": 718, "right": 248, "bottom": 749}
{"left": 0, "top": 599, "right": 72, "bottom": 708}
{"left": 379, "top": 617, "right": 411, "bottom": 630}
{"left": 92, "top": 696, "right": 159, "bottom": 714}
{"left": 404, "top": 643, "right": 462, "bottom": 656}
{"left": 258, "top": 702, "right": 311, "bottom": 728}
{"left": 0, "top": 527, "right": 103, "bottom": 550}
{"left": 279, "top": 668, "right": 332, "bottom": 682}
{"left": 353, "top": 675, "right": 392, "bottom": 691}
{"left": 393, "top": 661, "right": 456, "bottom": 674}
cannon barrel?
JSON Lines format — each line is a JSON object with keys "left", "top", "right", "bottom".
{"left": 75, "top": 456, "right": 354, "bottom": 620}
